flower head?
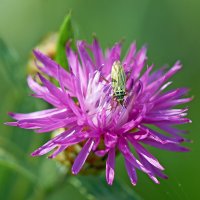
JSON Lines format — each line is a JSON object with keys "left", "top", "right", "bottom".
{"left": 7, "top": 39, "right": 192, "bottom": 185}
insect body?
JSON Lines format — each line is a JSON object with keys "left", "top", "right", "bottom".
{"left": 111, "top": 61, "right": 126, "bottom": 105}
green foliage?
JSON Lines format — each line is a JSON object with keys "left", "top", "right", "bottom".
{"left": 0, "top": 38, "right": 21, "bottom": 87}
{"left": 55, "top": 11, "right": 75, "bottom": 70}
{"left": 0, "top": 147, "right": 36, "bottom": 182}
{"left": 70, "top": 176, "right": 142, "bottom": 200}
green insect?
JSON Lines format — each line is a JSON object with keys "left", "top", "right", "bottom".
{"left": 111, "top": 60, "right": 126, "bottom": 106}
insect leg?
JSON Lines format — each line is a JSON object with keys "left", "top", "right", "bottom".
{"left": 99, "top": 72, "right": 110, "bottom": 83}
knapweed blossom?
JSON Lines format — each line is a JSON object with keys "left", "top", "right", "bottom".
{"left": 6, "top": 39, "right": 192, "bottom": 185}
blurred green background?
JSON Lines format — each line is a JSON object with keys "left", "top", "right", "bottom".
{"left": 0, "top": 0, "right": 199, "bottom": 199}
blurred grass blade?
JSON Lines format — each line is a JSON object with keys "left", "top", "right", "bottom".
{"left": 0, "top": 38, "right": 23, "bottom": 87}
{"left": 0, "top": 38, "right": 18, "bottom": 66}
{"left": 69, "top": 176, "right": 142, "bottom": 200}
{"left": 0, "top": 136, "right": 25, "bottom": 158}
{"left": 0, "top": 148, "right": 36, "bottom": 182}
{"left": 37, "top": 159, "right": 59, "bottom": 189}
{"left": 56, "top": 11, "right": 75, "bottom": 70}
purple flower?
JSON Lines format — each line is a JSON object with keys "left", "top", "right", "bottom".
{"left": 6, "top": 39, "right": 192, "bottom": 185}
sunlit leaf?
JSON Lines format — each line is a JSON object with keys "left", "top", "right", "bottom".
{"left": 56, "top": 11, "right": 75, "bottom": 70}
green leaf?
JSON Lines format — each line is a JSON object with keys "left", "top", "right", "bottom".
{"left": 69, "top": 175, "right": 142, "bottom": 200}
{"left": 0, "top": 136, "right": 25, "bottom": 158}
{"left": 56, "top": 11, "right": 75, "bottom": 70}
{"left": 37, "top": 159, "right": 59, "bottom": 189}
{"left": 0, "top": 38, "right": 21, "bottom": 86}
{"left": 0, "top": 147, "right": 36, "bottom": 183}
{"left": 0, "top": 38, "right": 18, "bottom": 66}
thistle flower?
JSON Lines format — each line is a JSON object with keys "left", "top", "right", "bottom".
{"left": 6, "top": 39, "right": 192, "bottom": 185}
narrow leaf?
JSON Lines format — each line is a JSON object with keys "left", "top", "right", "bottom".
{"left": 69, "top": 175, "right": 142, "bottom": 200}
{"left": 0, "top": 148, "right": 36, "bottom": 182}
{"left": 56, "top": 11, "right": 75, "bottom": 70}
{"left": 0, "top": 38, "right": 22, "bottom": 86}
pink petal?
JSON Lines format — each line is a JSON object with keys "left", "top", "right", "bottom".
{"left": 8, "top": 108, "right": 67, "bottom": 120}
{"left": 132, "top": 46, "right": 147, "bottom": 79}
{"left": 72, "top": 139, "right": 94, "bottom": 174}
{"left": 33, "top": 50, "right": 74, "bottom": 92}
{"left": 92, "top": 38, "right": 104, "bottom": 67}
{"left": 128, "top": 138, "right": 164, "bottom": 170}
{"left": 106, "top": 148, "right": 115, "bottom": 185}
{"left": 27, "top": 76, "right": 60, "bottom": 107}
{"left": 123, "top": 42, "right": 136, "bottom": 67}
{"left": 124, "top": 159, "right": 137, "bottom": 186}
